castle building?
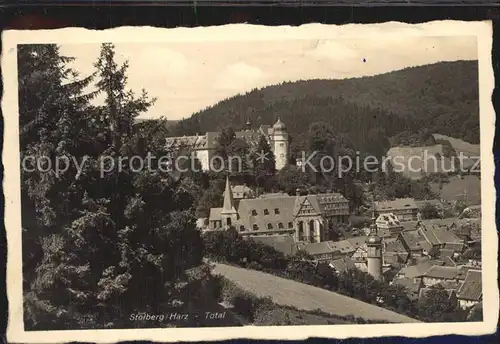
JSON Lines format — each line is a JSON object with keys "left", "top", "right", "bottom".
{"left": 366, "top": 212, "right": 383, "bottom": 281}
{"left": 165, "top": 118, "right": 290, "bottom": 171}
{"left": 208, "top": 177, "right": 350, "bottom": 243}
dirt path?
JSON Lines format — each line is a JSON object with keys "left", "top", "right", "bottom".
{"left": 213, "top": 263, "right": 420, "bottom": 323}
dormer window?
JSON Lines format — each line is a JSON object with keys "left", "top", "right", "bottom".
{"left": 251, "top": 209, "right": 257, "bottom": 216}
{"left": 274, "top": 208, "right": 280, "bottom": 214}
{"left": 264, "top": 209, "right": 269, "bottom": 215}
{"left": 278, "top": 223, "right": 284, "bottom": 229}
{"left": 240, "top": 225, "right": 245, "bottom": 232}
{"left": 253, "top": 224, "right": 258, "bottom": 231}
{"left": 267, "top": 224, "right": 273, "bottom": 229}
{"left": 288, "top": 222, "right": 293, "bottom": 228}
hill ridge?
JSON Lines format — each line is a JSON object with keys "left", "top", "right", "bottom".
{"left": 171, "top": 60, "right": 479, "bottom": 146}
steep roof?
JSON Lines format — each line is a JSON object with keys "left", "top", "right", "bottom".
{"left": 423, "top": 266, "right": 460, "bottom": 280}
{"left": 400, "top": 261, "right": 434, "bottom": 279}
{"left": 401, "top": 221, "right": 419, "bottom": 232}
{"left": 209, "top": 207, "right": 223, "bottom": 222}
{"left": 400, "top": 231, "right": 426, "bottom": 251}
{"left": 457, "top": 269, "right": 482, "bottom": 301}
{"left": 393, "top": 277, "right": 422, "bottom": 294}
{"left": 303, "top": 242, "right": 335, "bottom": 256}
{"left": 375, "top": 198, "right": 418, "bottom": 212}
{"left": 222, "top": 176, "right": 237, "bottom": 215}
{"left": 237, "top": 196, "right": 296, "bottom": 231}
{"left": 419, "top": 226, "right": 462, "bottom": 246}
{"left": 332, "top": 237, "right": 367, "bottom": 255}
{"left": 330, "top": 257, "right": 356, "bottom": 272}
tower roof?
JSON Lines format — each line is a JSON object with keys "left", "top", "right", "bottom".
{"left": 273, "top": 117, "right": 286, "bottom": 130}
{"left": 367, "top": 209, "right": 382, "bottom": 245}
{"left": 222, "top": 175, "right": 237, "bottom": 214}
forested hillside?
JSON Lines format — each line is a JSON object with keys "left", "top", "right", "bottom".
{"left": 171, "top": 60, "right": 479, "bottom": 144}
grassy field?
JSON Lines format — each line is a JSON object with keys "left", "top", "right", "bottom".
{"left": 213, "top": 263, "right": 420, "bottom": 324}
{"left": 438, "top": 175, "right": 481, "bottom": 205}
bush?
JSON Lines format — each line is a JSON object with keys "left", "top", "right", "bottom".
{"left": 233, "top": 293, "right": 257, "bottom": 321}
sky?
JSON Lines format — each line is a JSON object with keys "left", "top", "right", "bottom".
{"left": 59, "top": 36, "right": 477, "bottom": 120}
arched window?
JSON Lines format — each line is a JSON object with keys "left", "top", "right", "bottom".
{"left": 267, "top": 224, "right": 273, "bottom": 229}
{"left": 274, "top": 208, "right": 280, "bottom": 214}
{"left": 264, "top": 209, "right": 269, "bottom": 215}
{"left": 278, "top": 223, "right": 284, "bottom": 229}
{"left": 251, "top": 209, "right": 257, "bottom": 216}
{"left": 253, "top": 224, "right": 258, "bottom": 231}
{"left": 227, "top": 218, "right": 232, "bottom": 226}
{"left": 288, "top": 222, "right": 293, "bottom": 228}
{"left": 240, "top": 225, "right": 245, "bottom": 232}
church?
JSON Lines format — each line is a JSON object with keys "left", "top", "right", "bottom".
{"left": 165, "top": 118, "right": 290, "bottom": 171}
{"left": 207, "top": 177, "right": 351, "bottom": 243}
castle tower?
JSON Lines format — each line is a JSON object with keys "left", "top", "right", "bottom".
{"left": 221, "top": 175, "right": 239, "bottom": 228}
{"left": 272, "top": 118, "right": 289, "bottom": 170}
{"left": 366, "top": 210, "right": 383, "bottom": 281}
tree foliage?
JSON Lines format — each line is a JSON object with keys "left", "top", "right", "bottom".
{"left": 20, "top": 44, "right": 204, "bottom": 330}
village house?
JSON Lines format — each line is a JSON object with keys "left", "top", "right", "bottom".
{"left": 395, "top": 260, "right": 438, "bottom": 283}
{"left": 397, "top": 230, "right": 432, "bottom": 258}
{"left": 329, "top": 257, "right": 356, "bottom": 274}
{"left": 420, "top": 266, "right": 465, "bottom": 287}
{"left": 457, "top": 269, "right": 482, "bottom": 309}
{"left": 416, "top": 220, "right": 465, "bottom": 255}
{"left": 301, "top": 237, "right": 367, "bottom": 262}
{"left": 375, "top": 213, "right": 404, "bottom": 236}
{"left": 208, "top": 177, "right": 350, "bottom": 243}
{"left": 374, "top": 198, "right": 419, "bottom": 221}
{"left": 165, "top": 119, "right": 290, "bottom": 171}
{"left": 392, "top": 278, "right": 424, "bottom": 301}
{"left": 351, "top": 237, "right": 409, "bottom": 272}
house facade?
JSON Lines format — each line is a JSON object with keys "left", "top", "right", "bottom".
{"left": 208, "top": 177, "right": 350, "bottom": 243}
{"left": 374, "top": 198, "right": 419, "bottom": 221}
{"left": 165, "top": 119, "right": 290, "bottom": 171}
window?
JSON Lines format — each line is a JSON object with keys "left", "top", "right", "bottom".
{"left": 251, "top": 209, "right": 257, "bottom": 216}
{"left": 278, "top": 223, "right": 284, "bottom": 229}
{"left": 226, "top": 218, "right": 232, "bottom": 226}
{"left": 280, "top": 143, "right": 284, "bottom": 147}
{"left": 267, "top": 224, "right": 273, "bottom": 229}
{"left": 253, "top": 224, "right": 259, "bottom": 231}
{"left": 240, "top": 225, "right": 245, "bottom": 232}
{"left": 274, "top": 208, "right": 280, "bottom": 214}
{"left": 288, "top": 222, "right": 293, "bottom": 228}
{"left": 264, "top": 209, "right": 269, "bottom": 215}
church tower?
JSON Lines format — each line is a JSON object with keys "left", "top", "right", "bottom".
{"left": 220, "top": 175, "right": 238, "bottom": 228}
{"left": 272, "top": 118, "right": 289, "bottom": 170}
{"left": 366, "top": 210, "right": 383, "bottom": 281}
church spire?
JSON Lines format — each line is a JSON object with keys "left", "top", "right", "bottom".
{"left": 222, "top": 175, "right": 236, "bottom": 214}
{"left": 369, "top": 208, "right": 378, "bottom": 237}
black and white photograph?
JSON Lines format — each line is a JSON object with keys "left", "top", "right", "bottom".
{"left": 3, "top": 21, "right": 497, "bottom": 342}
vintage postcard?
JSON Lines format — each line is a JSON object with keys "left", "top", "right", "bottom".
{"left": 2, "top": 21, "right": 498, "bottom": 343}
